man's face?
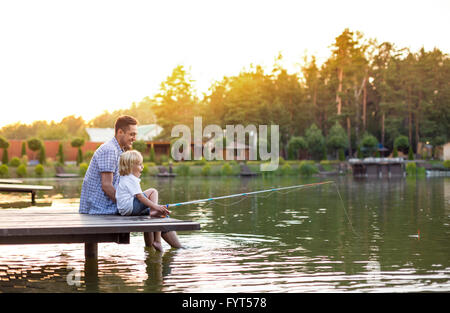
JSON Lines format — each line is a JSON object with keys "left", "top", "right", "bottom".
{"left": 117, "top": 125, "right": 137, "bottom": 151}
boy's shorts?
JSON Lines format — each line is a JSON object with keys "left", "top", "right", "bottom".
{"left": 131, "top": 193, "right": 150, "bottom": 216}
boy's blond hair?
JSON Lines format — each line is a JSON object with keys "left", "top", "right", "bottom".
{"left": 119, "top": 150, "right": 143, "bottom": 176}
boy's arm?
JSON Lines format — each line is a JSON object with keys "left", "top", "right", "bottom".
{"left": 101, "top": 172, "right": 116, "bottom": 202}
{"left": 135, "top": 193, "right": 170, "bottom": 215}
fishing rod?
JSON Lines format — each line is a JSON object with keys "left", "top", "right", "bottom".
{"left": 164, "top": 180, "right": 334, "bottom": 208}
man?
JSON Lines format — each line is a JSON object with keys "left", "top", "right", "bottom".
{"left": 79, "top": 115, "right": 181, "bottom": 248}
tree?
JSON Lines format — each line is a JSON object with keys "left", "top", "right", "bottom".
{"left": 27, "top": 138, "right": 43, "bottom": 160}
{"left": 132, "top": 140, "right": 147, "bottom": 154}
{"left": 153, "top": 65, "right": 198, "bottom": 139}
{"left": 326, "top": 122, "right": 348, "bottom": 159}
{"left": 38, "top": 143, "right": 46, "bottom": 165}
{"left": 360, "top": 133, "right": 378, "bottom": 157}
{"left": 56, "top": 142, "right": 65, "bottom": 165}
{"left": 305, "top": 124, "right": 325, "bottom": 160}
{"left": 21, "top": 141, "right": 27, "bottom": 157}
{"left": 287, "top": 136, "right": 307, "bottom": 160}
{"left": 0, "top": 136, "right": 9, "bottom": 164}
{"left": 71, "top": 138, "right": 85, "bottom": 165}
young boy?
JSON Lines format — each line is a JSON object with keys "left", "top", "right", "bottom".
{"left": 116, "top": 150, "right": 171, "bottom": 251}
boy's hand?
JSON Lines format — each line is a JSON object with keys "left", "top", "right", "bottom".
{"left": 154, "top": 204, "right": 171, "bottom": 216}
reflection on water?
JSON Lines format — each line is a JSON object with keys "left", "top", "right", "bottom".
{"left": 0, "top": 176, "right": 449, "bottom": 292}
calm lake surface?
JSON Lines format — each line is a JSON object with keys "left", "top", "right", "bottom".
{"left": 0, "top": 175, "right": 449, "bottom": 293}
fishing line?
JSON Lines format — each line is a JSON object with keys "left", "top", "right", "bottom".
{"left": 164, "top": 180, "right": 359, "bottom": 236}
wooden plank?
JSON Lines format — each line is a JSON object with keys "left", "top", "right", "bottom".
{"left": 0, "top": 179, "right": 23, "bottom": 184}
{"left": 0, "top": 233, "right": 130, "bottom": 245}
{"left": 0, "top": 207, "right": 201, "bottom": 238}
{"left": 0, "top": 183, "right": 53, "bottom": 192}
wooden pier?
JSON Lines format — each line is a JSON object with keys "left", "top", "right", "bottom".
{"left": 0, "top": 183, "right": 53, "bottom": 204}
{"left": 0, "top": 207, "right": 200, "bottom": 259}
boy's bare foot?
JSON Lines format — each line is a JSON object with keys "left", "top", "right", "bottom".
{"left": 152, "top": 241, "right": 164, "bottom": 252}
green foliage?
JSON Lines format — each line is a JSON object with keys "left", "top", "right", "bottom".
{"left": 221, "top": 163, "right": 233, "bottom": 176}
{"left": 393, "top": 146, "right": 398, "bottom": 157}
{"left": 21, "top": 141, "right": 27, "bottom": 156}
{"left": 394, "top": 135, "right": 409, "bottom": 153}
{"left": 339, "top": 148, "right": 345, "bottom": 161}
{"left": 360, "top": 133, "right": 378, "bottom": 157}
{"left": 0, "top": 136, "right": 9, "bottom": 149}
{"left": 79, "top": 163, "right": 88, "bottom": 176}
{"left": 149, "top": 146, "right": 156, "bottom": 163}
{"left": 280, "top": 163, "right": 292, "bottom": 175}
{"left": 132, "top": 140, "right": 147, "bottom": 153}
{"left": 0, "top": 136, "right": 10, "bottom": 165}
{"left": 35, "top": 164, "right": 44, "bottom": 177}
{"left": 408, "top": 146, "right": 414, "bottom": 160}
{"left": 201, "top": 164, "right": 211, "bottom": 176}
{"left": 56, "top": 143, "right": 65, "bottom": 165}
{"left": 305, "top": 124, "right": 325, "bottom": 161}
{"left": 0, "top": 164, "right": 9, "bottom": 177}
{"left": 442, "top": 160, "right": 450, "bottom": 169}
{"left": 16, "top": 164, "right": 27, "bottom": 177}
{"left": 27, "top": 138, "right": 42, "bottom": 152}
{"left": 2, "top": 147, "right": 8, "bottom": 165}
{"left": 287, "top": 136, "right": 307, "bottom": 160}
{"left": 76, "top": 148, "right": 83, "bottom": 166}
{"left": 299, "top": 161, "right": 319, "bottom": 176}
{"left": 9, "top": 157, "right": 21, "bottom": 167}
{"left": 357, "top": 146, "right": 363, "bottom": 159}
{"left": 38, "top": 144, "right": 46, "bottom": 165}
{"left": 83, "top": 150, "right": 94, "bottom": 163}
{"left": 71, "top": 137, "right": 85, "bottom": 148}
{"left": 326, "top": 122, "right": 348, "bottom": 157}
{"left": 175, "top": 164, "right": 190, "bottom": 176}
{"left": 406, "top": 162, "right": 417, "bottom": 176}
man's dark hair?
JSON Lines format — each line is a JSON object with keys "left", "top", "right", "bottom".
{"left": 115, "top": 115, "right": 138, "bottom": 134}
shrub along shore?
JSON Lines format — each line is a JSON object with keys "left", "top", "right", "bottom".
{"left": 1, "top": 157, "right": 448, "bottom": 179}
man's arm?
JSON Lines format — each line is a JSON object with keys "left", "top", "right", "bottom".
{"left": 101, "top": 172, "right": 116, "bottom": 202}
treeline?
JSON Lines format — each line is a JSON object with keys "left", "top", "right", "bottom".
{"left": 1, "top": 28, "right": 449, "bottom": 159}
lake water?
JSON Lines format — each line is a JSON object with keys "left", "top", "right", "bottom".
{"left": 0, "top": 175, "right": 449, "bottom": 293}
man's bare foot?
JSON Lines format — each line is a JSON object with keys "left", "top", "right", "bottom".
{"left": 152, "top": 241, "right": 164, "bottom": 252}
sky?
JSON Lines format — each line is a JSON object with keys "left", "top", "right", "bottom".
{"left": 0, "top": 0, "right": 449, "bottom": 128}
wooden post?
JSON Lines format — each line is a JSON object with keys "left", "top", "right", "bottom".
{"left": 31, "top": 191, "right": 36, "bottom": 204}
{"left": 85, "top": 242, "right": 98, "bottom": 259}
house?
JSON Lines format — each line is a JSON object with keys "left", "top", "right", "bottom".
{"left": 85, "top": 124, "right": 163, "bottom": 142}
{"left": 443, "top": 142, "right": 450, "bottom": 161}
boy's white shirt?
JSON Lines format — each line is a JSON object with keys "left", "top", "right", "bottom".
{"left": 116, "top": 174, "right": 143, "bottom": 216}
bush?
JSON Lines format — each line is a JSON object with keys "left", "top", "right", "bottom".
{"left": 194, "top": 157, "right": 207, "bottom": 166}
{"left": 56, "top": 143, "right": 65, "bottom": 165}
{"left": 444, "top": 160, "right": 450, "bottom": 169}
{"left": 393, "top": 146, "right": 398, "bottom": 158}
{"left": 299, "top": 162, "right": 318, "bottom": 176}
{"left": 406, "top": 162, "right": 417, "bottom": 176}
{"left": 38, "top": 144, "right": 46, "bottom": 165}
{"left": 407, "top": 146, "right": 414, "bottom": 160}
{"left": 35, "top": 164, "right": 44, "bottom": 177}
{"left": 280, "top": 163, "right": 292, "bottom": 175}
{"left": 9, "top": 157, "right": 21, "bottom": 167}
{"left": 394, "top": 135, "right": 409, "bottom": 153}
{"left": 221, "top": 163, "right": 233, "bottom": 176}
{"left": 2, "top": 148, "right": 9, "bottom": 165}
{"left": 201, "top": 164, "right": 211, "bottom": 176}
{"left": 142, "top": 164, "right": 149, "bottom": 176}
{"left": 79, "top": 163, "right": 88, "bottom": 176}
{"left": 16, "top": 164, "right": 27, "bottom": 177}
{"left": 0, "top": 164, "right": 9, "bottom": 178}
{"left": 175, "top": 164, "right": 190, "bottom": 176}
{"left": 360, "top": 133, "right": 378, "bottom": 156}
